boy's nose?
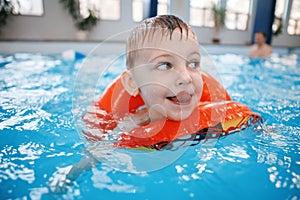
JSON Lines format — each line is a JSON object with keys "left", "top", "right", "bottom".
{"left": 176, "top": 68, "right": 192, "bottom": 86}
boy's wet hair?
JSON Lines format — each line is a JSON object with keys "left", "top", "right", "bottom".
{"left": 126, "top": 15, "right": 196, "bottom": 69}
{"left": 256, "top": 30, "right": 267, "bottom": 38}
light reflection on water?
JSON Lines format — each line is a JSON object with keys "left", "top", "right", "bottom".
{"left": 213, "top": 54, "right": 299, "bottom": 193}
{"left": 0, "top": 53, "right": 299, "bottom": 199}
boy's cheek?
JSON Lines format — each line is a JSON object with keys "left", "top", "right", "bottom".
{"left": 136, "top": 75, "right": 168, "bottom": 89}
{"left": 195, "top": 78, "right": 204, "bottom": 97}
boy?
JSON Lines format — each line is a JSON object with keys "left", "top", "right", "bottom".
{"left": 50, "top": 15, "right": 261, "bottom": 192}
{"left": 83, "top": 15, "right": 258, "bottom": 148}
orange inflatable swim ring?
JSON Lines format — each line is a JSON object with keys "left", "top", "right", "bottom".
{"left": 83, "top": 72, "right": 262, "bottom": 150}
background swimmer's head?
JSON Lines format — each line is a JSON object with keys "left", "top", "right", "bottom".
{"left": 126, "top": 15, "right": 197, "bottom": 69}
{"left": 254, "top": 30, "right": 267, "bottom": 45}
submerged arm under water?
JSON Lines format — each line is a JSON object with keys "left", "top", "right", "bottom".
{"left": 48, "top": 154, "right": 96, "bottom": 193}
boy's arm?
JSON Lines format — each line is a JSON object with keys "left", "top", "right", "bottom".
{"left": 66, "top": 155, "right": 96, "bottom": 181}
{"left": 48, "top": 155, "right": 96, "bottom": 193}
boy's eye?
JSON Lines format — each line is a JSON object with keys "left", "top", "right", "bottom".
{"left": 188, "top": 62, "right": 200, "bottom": 69}
{"left": 157, "top": 63, "right": 172, "bottom": 70}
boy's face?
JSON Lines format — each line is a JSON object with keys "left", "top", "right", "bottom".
{"left": 127, "top": 28, "right": 203, "bottom": 121}
{"left": 254, "top": 33, "right": 266, "bottom": 45}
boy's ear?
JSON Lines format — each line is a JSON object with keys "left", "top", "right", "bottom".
{"left": 121, "top": 71, "right": 139, "bottom": 96}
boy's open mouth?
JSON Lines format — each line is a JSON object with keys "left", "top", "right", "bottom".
{"left": 166, "top": 91, "right": 192, "bottom": 105}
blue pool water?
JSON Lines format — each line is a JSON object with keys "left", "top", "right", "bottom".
{"left": 0, "top": 51, "right": 299, "bottom": 199}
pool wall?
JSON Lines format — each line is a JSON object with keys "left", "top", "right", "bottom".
{"left": 0, "top": 41, "right": 298, "bottom": 55}
{"left": 0, "top": 1, "right": 300, "bottom": 48}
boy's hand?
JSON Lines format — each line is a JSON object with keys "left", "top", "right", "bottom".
{"left": 48, "top": 165, "right": 74, "bottom": 194}
{"left": 115, "top": 105, "right": 166, "bottom": 133}
{"left": 116, "top": 108, "right": 150, "bottom": 132}
{"left": 131, "top": 108, "right": 151, "bottom": 126}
